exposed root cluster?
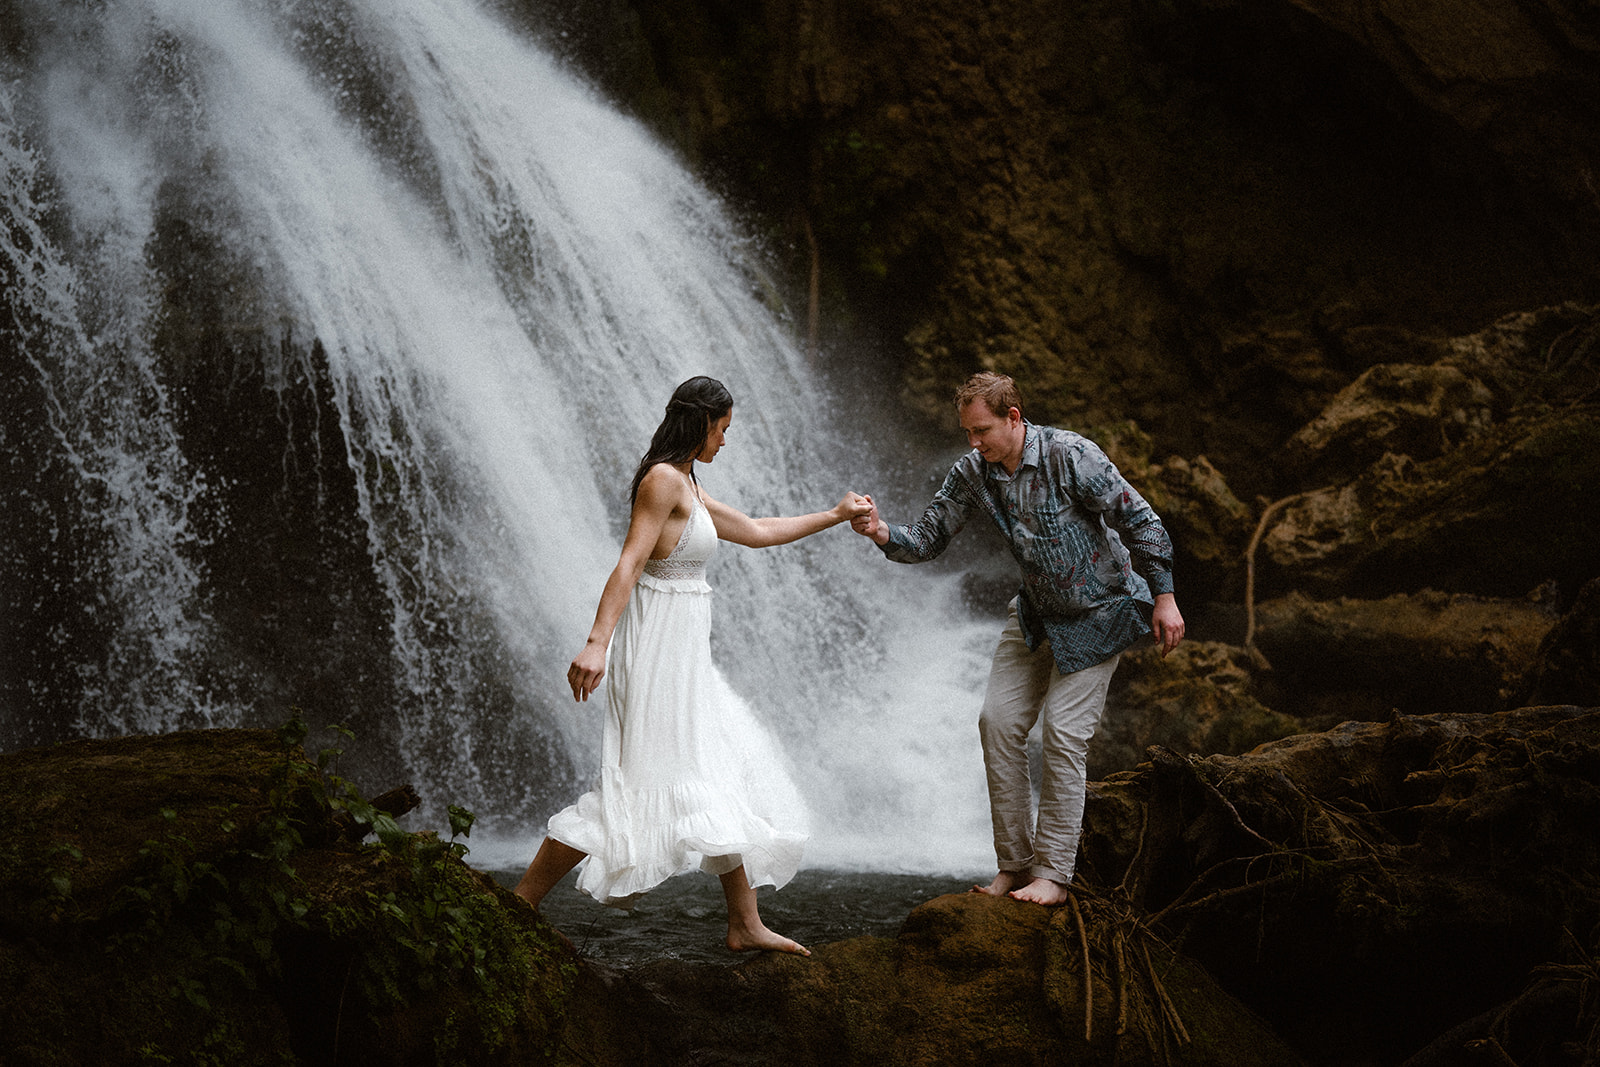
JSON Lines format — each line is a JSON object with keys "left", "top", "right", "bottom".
{"left": 1050, "top": 883, "right": 1194, "bottom": 1064}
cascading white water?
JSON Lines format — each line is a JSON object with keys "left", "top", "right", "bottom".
{"left": 2, "top": 0, "right": 999, "bottom": 873}
{"left": 2, "top": 61, "right": 219, "bottom": 739}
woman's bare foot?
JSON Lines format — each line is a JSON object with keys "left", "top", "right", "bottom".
{"left": 726, "top": 920, "right": 811, "bottom": 956}
{"left": 718, "top": 864, "right": 810, "bottom": 956}
{"left": 1008, "top": 876, "right": 1072, "bottom": 906}
{"left": 971, "top": 870, "right": 1028, "bottom": 896}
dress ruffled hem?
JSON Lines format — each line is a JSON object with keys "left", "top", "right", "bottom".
{"left": 546, "top": 776, "right": 808, "bottom": 909}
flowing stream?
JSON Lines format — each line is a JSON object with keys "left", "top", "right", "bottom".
{"left": 2, "top": 0, "right": 999, "bottom": 874}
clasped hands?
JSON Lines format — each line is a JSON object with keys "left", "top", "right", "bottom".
{"left": 848, "top": 493, "right": 886, "bottom": 543}
{"left": 835, "top": 492, "right": 884, "bottom": 541}
{"left": 835, "top": 492, "right": 873, "bottom": 524}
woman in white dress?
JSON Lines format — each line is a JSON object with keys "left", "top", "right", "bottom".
{"left": 513, "top": 376, "right": 870, "bottom": 956}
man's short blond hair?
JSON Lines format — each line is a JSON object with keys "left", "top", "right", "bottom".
{"left": 954, "top": 372, "right": 1022, "bottom": 418}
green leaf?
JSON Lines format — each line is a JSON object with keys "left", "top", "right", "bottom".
{"left": 276, "top": 714, "right": 309, "bottom": 748}
{"left": 343, "top": 796, "right": 377, "bottom": 824}
{"left": 371, "top": 813, "right": 408, "bottom": 850}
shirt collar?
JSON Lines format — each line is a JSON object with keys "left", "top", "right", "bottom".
{"left": 1017, "top": 421, "right": 1041, "bottom": 471}
{"left": 984, "top": 420, "right": 1039, "bottom": 480}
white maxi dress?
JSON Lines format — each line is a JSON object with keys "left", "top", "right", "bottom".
{"left": 546, "top": 492, "right": 809, "bottom": 906}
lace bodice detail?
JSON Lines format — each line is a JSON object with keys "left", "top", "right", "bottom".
{"left": 642, "top": 556, "right": 706, "bottom": 580}
{"left": 643, "top": 493, "right": 715, "bottom": 582}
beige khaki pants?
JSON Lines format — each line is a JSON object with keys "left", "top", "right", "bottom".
{"left": 978, "top": 598, "right": 1121, "bottom": 884}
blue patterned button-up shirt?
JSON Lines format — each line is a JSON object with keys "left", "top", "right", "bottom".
{"left": 881, "top": 422, "right": 1176, "bottom": 674}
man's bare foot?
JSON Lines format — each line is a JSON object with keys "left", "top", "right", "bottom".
{"left": 727, "top": 921, "right": 811, "bottom": 957}
{"left": 971, "top": 870, "right": 1028, "bottom": 896}
{"left": 1009, "top": 877, "right": 1072, "bottom": 906}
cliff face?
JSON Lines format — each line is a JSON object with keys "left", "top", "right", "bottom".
{"left": 550, "top": 0, "right": 1600, "bottom": 498}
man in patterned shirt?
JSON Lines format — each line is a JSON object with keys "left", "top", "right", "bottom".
{"left": 852, "top": 372, "right": 1184, "bottom": 905}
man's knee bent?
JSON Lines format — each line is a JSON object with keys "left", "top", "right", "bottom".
{"left": 979, "top": 700, "right": 1036, "bottom": 753}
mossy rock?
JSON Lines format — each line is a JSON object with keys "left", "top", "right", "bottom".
{"left": 0, "top": 728, "right": 579, "bottom": 1066}
{"left": 0, "top": 729, "right": 323, "bottom": 928}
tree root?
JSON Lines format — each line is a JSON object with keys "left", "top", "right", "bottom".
{"left": 1242, "top": 486, "right": 1333, "bottom": 669}
{"left": 1053, "top": 883, "right": 1195, "bottom": 1063}
{"left": 1149, "top": 855, "right": 1370, "bottom": 928}
{"left": 1243, "top": 493, "right": 1303, "bottom": 670}
{"left": 1068, "top": 891, "right": 1093, "bottom": 1042}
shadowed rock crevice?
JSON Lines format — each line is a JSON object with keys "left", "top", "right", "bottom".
{"left": 1080, "top": 705, "right": 1600, "bottom": 1062}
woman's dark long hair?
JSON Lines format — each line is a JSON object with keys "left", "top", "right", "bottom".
{"left": 629, "top": 376, "right": 734, "bottom": 503}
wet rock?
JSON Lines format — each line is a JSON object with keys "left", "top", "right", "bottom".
{"left": 0, "top": 729, "right": 322, "bottom": 927}
{"left": 0, "top": 727, "right": 1301, "bottom": 1066}
{"left": 1080, "top": 705, "right": 1600, "bottom": 1063}
{"left": 1282, "top": 362, "right": 1495, "bottom": 486}
{"left": 562, "top": 892, "right": 1306, "bottom": 1066}
{"left": 1094, "top": 641, "right": 1303, "bottom": 776}
{"left": 1249, "top": 588, "right": 1560, "bottom": 725}
{"left": 1258, "top": 404, "right": 1600, "bottom": 598}
{"left": 0, "top": 729, "right": 576, "bottom": 1066}
{"left": 13, "top": 713, "right": 1600, "bottom": 1065}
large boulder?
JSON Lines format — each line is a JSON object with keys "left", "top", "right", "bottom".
{"left": 1094, "top": 641, "right": 1303, "bottom": 777}
{"left": 1442, "top": 301, "right": 1600, "bottom": 408}
{"left": 1254, "top": 305, "right": 1600, "bottom": 601}
{"left": 1281, "top": 362, "right": 1495, "bottom": 486}
{"left": 560, "top": 891, "right": 1306, "bottom": 1066}
{"left": 0, "top": 728, "right": 577, "bottom": 1066}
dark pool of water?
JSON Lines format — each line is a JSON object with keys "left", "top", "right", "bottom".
{"left": 487, "top": 867, "right": 976, "bottom": 967}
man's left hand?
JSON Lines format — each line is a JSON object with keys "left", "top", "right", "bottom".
{"left": 1151, "top": 593, "right": 1184, "bottom": 658}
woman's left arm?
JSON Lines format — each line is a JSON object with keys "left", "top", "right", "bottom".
{"left": 703, "top": 492, "right": 871, "bottom": 548}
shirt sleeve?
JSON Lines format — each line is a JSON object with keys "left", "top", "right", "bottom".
{"left": 880, "top": 461, "right": 981, "bottom": 564}
{"left": 1059, "top": 437, "right": 1177, "bottom": 596}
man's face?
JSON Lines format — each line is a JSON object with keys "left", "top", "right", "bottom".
{"left": 959, "top": 400, "right": 1025, "bottom": 471}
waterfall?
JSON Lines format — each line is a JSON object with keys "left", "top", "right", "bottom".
{"left": 1, "top": 0, "right": 997, "bottom": 873}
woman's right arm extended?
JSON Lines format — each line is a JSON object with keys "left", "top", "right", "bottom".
{"left": 567, "top": 468, "right": 680, "bottom": 702}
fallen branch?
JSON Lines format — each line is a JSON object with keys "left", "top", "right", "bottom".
{"left": 332, "top": 784, "right": 422, "bottom": 842}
